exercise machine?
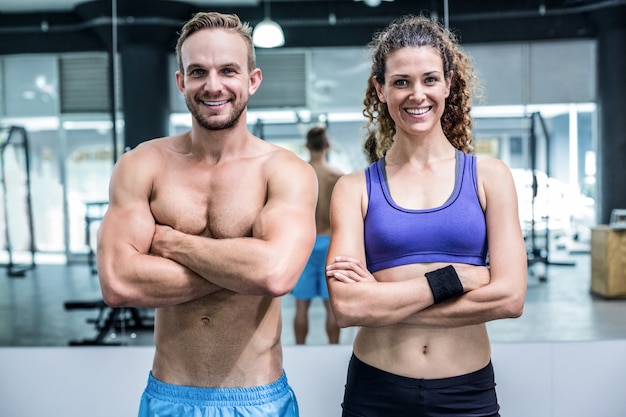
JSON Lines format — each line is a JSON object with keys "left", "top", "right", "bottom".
{"left": 66, "top": 201, "right": 153, "bottom": 346}
{"left": 85, "top": 201, "right": 108, "bottom": 274}
{"left": 527, "top": 112, "right": 575, "bottom": 281}
{"left": 64, "top": 300, "right": 154, "bottom": 346}
{"left": 0, "top": 125, "right": 36, "bottom": 277}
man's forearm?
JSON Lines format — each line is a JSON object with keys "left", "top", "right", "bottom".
{"left": 153, "top": 229, "right": 283, "bottom": 295}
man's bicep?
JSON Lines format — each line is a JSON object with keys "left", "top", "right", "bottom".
{"left": 98, "top": 155, "right": 157, "bottom": 259}
{"left": 96, "top": 198, "right": 157, "bottom": 302}
{"left": 99, "top": 203, "right": 156, "bottom": 257}
{"left": 256, "top": 158, "right": 317, "bottom": 265}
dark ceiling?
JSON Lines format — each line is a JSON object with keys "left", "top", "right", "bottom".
{"left": 0, "top": 0, "right": 624, "bottom": 55}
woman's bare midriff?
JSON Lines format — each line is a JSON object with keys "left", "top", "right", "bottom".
{"left": 151, "top": 290, "right": 284, "bottom": 388}
{"left": 353, "top": 323, "right": 491, "bottom": 379}
{"left": 353, "top": 262, "right": 492, "bottom": 379}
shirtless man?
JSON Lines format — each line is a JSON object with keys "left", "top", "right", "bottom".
{"left": 96, "top": 12, "right": 317, "bottom": 417}
{"left": 292, "top": 127, "right": 343, "bottom": 344}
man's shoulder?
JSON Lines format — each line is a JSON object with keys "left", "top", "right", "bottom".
{"left": 329, "top": 164, "right": 345, "bottom": 179}
{"left": 112, "top": 138, "right": 178, "bottom": 181}
{"left": 317, "top": 163, "right": 345, "bottom": 181}
{"left": 263, "top": 146, "right": 317, "bottom": 185}
{"left": 122, "top": 136, "right": 180, "bottom": 159}
{"left": 264, "top": 143, "right": 309, "bottom": 167}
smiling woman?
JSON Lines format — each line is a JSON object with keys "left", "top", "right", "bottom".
{"left": 325, "top": 15, "right": 527, "bottom": 417}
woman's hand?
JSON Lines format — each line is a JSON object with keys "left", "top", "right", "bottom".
{"left": 451, "top": 264, "right": 491, "bottom": 292}
{"left": 326, "top": 256, "right": 377, "bottom": 284}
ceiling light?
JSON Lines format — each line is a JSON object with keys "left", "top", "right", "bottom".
{"left": 253, "top": 18, "right": 284, "bottom": 48}
{"left": 354, "top": 0, "right": 394, "bottom": 7}
{"left": 253, "top": 1, "right": 284, "bottom": 48}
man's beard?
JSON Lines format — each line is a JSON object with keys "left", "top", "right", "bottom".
{"left": 186, "top": 94, "right": 247, "bottom": 131}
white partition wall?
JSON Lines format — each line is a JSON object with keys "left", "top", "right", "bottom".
{"left": 1, "top": 340, "right": 625, "bottom": 417}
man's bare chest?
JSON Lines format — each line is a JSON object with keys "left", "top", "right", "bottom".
{"left": 149, "top": 164, "right": 267, "bottom": 238}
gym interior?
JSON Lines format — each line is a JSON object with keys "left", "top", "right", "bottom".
{"left": 1, "top": 1, "right": 625, "bottom": 416}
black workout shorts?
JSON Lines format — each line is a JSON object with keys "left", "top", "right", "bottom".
{"left": 341, "top": 353, "right": 500, "bottom": 417}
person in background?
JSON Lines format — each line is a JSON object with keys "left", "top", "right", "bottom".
{"left": 292, "top": 126, "right": 343, "bottom": 344}
{"left": 325, "top": 15, "right": 527, "bottom": 417}
{"left": 97, "top": 11, "right": 317, "bottom": 417}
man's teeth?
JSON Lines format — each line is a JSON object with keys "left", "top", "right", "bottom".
{"left": 204, "top": 100, "right": 228, "bottom": 106}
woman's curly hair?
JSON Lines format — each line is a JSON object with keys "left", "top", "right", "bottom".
{"left": 362, "top": 15, "right": 479, "bottom": 163}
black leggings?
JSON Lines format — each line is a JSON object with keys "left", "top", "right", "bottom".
{"left": 342, "top": 354, "right": 500, "bottom": 417}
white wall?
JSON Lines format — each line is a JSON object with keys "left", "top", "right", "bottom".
{"left": 1, "top": 341, "right": 625, "bottom": 417}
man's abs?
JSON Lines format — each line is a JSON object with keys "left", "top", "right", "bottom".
{"left": 151, "top": 291, "right": 283, "bottom": 388}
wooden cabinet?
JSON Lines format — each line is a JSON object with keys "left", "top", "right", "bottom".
{"left": 591, "top": 226, "right": 626, "bottom": 298}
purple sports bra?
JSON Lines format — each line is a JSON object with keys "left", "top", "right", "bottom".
{"left": 364, "top": 149, "right": 488, "bottom": 273}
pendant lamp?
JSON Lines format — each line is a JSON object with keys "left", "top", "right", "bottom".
{"left": 253, "top": 1, "right": 285, "bottom": 48}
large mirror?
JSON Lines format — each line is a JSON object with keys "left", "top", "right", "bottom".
{"left": 0, "top": 100, "right": 605, "bottom": 347}
{"left": 1, "top": 1, "right": 622, "bottom": 348}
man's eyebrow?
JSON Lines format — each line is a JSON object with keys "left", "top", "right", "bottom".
{"left": 221, "top": 62, "right": 243, "bottom": 70}
{"left": 186, "top": 62, "right": 244, "bottom": 72}
{"left": 185, "top": 63, "right": 203, "bottom": 71}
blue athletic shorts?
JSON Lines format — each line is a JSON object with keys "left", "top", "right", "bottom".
{"left": 292, "top": 235, "right": 330, "bottom": 301}
{"left": 138, "top": 371, "right": 299, "bottom": 417}
{"left": 342, "top": 353, "right": 500, "bottom": 417}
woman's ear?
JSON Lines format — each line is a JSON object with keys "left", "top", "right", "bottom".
{"left": 445, "top": 71, "right": 453, "bottom": 98}
{"left": 373, "top": 76, "right": 386, "bottom": 103}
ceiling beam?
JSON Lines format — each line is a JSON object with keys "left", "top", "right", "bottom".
{"left": 0, "top": 0, "right": 623, "bottom": 54}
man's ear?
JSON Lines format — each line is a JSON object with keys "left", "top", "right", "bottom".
{"left": 248, "top": 68, "right": 263, "bottom": 95}
{"left": 175, "top": 71, "right": 185, "bottom": 94}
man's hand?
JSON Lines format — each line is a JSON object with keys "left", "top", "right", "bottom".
{"left": 150, "top": 224, "right": 176, "bottom": 258}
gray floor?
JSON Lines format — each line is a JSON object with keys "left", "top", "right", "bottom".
{"left": 1, "top": 245, "right": 626, "bottom": 347}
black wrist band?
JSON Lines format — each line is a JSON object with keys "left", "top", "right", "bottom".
{"left": 424, "top": 265, "right": 464, "bottom": 304}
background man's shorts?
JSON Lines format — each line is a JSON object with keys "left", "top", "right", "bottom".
{"left": 292, "top": 235, "right": 331, "bottom": 301}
